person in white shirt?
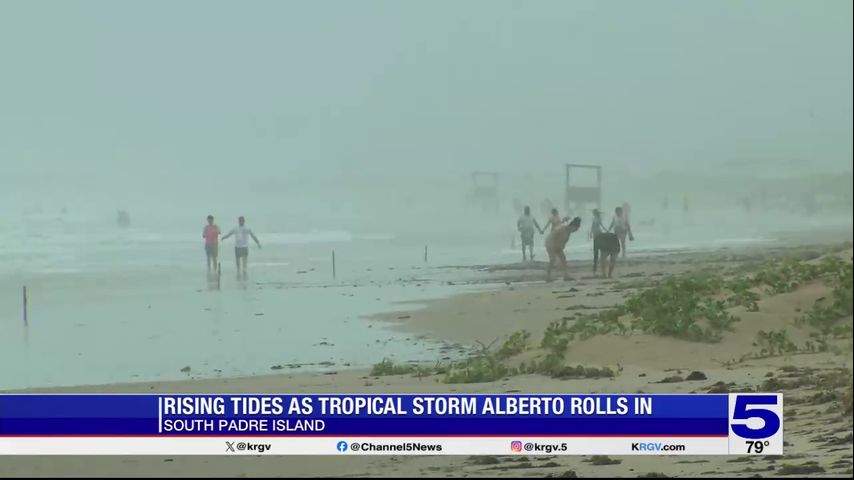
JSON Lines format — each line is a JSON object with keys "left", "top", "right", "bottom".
{"left": 517, "top": 206, "right": 544, "bottom": 262}
{"left": 607, "top": 206, "right": 634, "bottom": 258}
{"left": 221, "top": 216, "right": 261, "bottom": 278}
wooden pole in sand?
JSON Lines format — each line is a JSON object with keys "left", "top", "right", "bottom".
{"left": 424, "top": 245, "right": 428, "bottom": 263}
{"left": 332, "top": 250, "right": 336, "bottom": 279}
{"left": 22, "top": 286, "right": 28, "bottom": 327}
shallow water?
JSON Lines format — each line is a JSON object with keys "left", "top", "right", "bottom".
{"left": 1, "top": 273, "right": 473, "bottom": 390}
{"left": 1, "top": 207, "right": 849, "bottom": 390}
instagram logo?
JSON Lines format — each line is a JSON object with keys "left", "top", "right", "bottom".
{"left": 511, "top": 441, "right": 523, "bottom": 452}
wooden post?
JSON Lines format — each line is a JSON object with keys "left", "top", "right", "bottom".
{"left": 565, "top": 163, "right": 570, "bottom": 213}
{"left": 332, "top": 250, "right": 336, "bottom": 279}
{"left": 217, "top": 262, "right": 222, "bottom": 290}
{"left": 424, "top": 245, "right": 428, "bottom": 263}
{"left": 22, "top": 286, "right": 28, "bottom": 327}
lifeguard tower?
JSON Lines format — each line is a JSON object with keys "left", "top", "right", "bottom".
{"left": 469, "top": 171, "right": 500, "bottom": 212}
{"left": 564, "top": 163, "right": 602, "bottom": 215}
{"left": 116, "top": 210, "right": 131, "bottom": 228}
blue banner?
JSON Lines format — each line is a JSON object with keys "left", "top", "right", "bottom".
{"left": 0, "top": 394, "right": 729, "bottom": 436}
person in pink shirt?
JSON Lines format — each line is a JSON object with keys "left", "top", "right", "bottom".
{"left": 203, "top": 215, "right": 221, "bottom": 274}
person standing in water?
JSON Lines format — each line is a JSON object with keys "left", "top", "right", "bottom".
{"left": 545, "top": 216, "right": 582, "bottom": 282}
{"left": 589, "top": 208, "right": 606, "bottom": 240}
{"left": 202, "top": 215, "right": 221, "bottom": 274}
{"left": 608, "top": 206, "right": 634, "bottom": 258}
{"left": 593, "top": 232, "right": 621, "bottom": 278}
{"left": 221, "top": 216, "right": 261, "bottom": 278}
{"left": 545, "top": 208, "right": 563, "bottom": 233}
{"left": 517, "top": 206, "right": 544, "bottom": 262}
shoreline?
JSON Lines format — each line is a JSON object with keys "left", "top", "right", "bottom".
{"left": 2, "top": 237, "right": 852, "bottom": 478}
{"left": 4, "top": 236, "right": 851, "bottom": 393}
{"left": 369, "top": 240, "right": 851, "bottom": 346}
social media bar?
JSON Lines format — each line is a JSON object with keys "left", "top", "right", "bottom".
{"left": 0, "top": 437, "right": 746, "bottom": 455}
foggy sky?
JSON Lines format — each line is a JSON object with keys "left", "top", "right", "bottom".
{"left": 2, "top": 0, "right": 852, "bottom": 192}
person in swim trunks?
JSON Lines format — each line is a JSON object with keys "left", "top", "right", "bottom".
{"left": 202, "top": 215, "right": 221, "bottom": 274}
{"left": 517, "top": 205, "right": 544, "bottom": 262}
{"left": 593, "top": 232, "right": 621, "bottom": 278}
{"left": 221, "top": 216, "right": 261, "bottom": 279}
{"left": 545, "top": 216, "right": 582, "bottom": 282}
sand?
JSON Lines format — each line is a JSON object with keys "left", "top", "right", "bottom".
{"left": 2, "top": 241, "right": 852, "bottom": 477}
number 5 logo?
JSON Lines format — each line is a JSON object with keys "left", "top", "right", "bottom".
{"left": 731, "top": 395, "right": 781, "bottom": 439}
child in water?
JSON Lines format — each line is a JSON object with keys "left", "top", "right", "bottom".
{"left": 545, "top": 208, "right": 563, "bottom": 233}
{"left": 589, "top": 208, "right": 606, "bottom": 240}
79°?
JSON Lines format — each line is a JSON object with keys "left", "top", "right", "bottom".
{"left": 746, "top": 440, "right": 770, "bottom": 454}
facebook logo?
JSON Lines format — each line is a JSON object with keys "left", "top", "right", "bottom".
{"left": 336, "top": 441, "right": 348, "bottom": 452}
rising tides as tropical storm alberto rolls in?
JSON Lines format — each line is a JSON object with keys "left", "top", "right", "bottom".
{"left": 162, "top": 396, "right": 648, "bottom": 416}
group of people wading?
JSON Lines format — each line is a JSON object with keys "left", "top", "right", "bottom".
{"left": 517, "top": 204, "right": 634, "bottom": 281}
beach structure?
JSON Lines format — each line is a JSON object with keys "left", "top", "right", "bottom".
{"left": 116, "top": 210, "right": 131, "bottom": 228}
{"left": 564, "top": 163, "right": 602, "bottom": 216}
{"left": 469, "top": 171, "right": 500, "bottom": 212}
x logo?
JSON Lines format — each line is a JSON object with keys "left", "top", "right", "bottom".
{"left": 225, "top": 441, "right": 235, "bottom": 452}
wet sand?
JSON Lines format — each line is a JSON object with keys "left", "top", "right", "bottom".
{"left": 0, "top": 263, "right": 476, "bottom": 390}
{"left": 2, "top": 240, "right": 852, "bottom": 477}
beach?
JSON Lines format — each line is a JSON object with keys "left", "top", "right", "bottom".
{"left": 2, "top": 234, "right": 852, "bottom": 477}
{"left": 7, "top": 207, "right": 840, "bottom": 391}
{"left": 2, "top": 0, "right": 852, "bottom": 475}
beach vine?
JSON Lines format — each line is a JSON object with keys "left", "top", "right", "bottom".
{"left": 371, "top": 249, "right": 852, "bottom": 384}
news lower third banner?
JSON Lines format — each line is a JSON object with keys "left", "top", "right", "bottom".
{"left": 0, "top": 394, "right": 782, "bottom": 455}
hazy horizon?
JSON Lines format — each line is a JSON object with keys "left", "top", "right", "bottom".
{"left": 2, "top": 1, "right": 852, "bottom": 179}
{"left": 1, "top": 0, "right": 852, "bottom": 241}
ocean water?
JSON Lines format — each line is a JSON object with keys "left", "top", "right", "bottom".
{"left": 1, "top": 206, "right": 850, "bottom": 390}
{"left": 0, "top": 219, "right": 485, "bottom": 390}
